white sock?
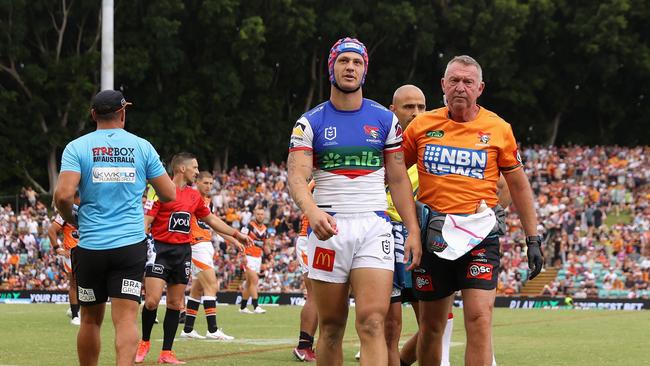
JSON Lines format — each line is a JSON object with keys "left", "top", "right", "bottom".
{"left": 492, "top": 354, "right": 497, "bottom": 366}
{"left": 441, "top": 314, "right": 453, "bottom": 366}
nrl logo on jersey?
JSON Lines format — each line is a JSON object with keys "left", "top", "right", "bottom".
{"left": 324, "top": 126, "right": 337, "bottom": 141}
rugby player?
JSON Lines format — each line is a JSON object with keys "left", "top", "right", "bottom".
{"left": 292, "top": 180, "right": 318, "bottom": 362}
{"left": 239, "top": 207, "right": 269, "bottom": 314}
{"left": 48, "top": 191, "right": 81, "bottom": 325}
{"left": 287, "top": 37, "right": 422, "bottom": 366}
{"left": 135, "top": 153, "right": 251, "bottom": 364}
{"left": 180, "top": 171, "right": 235, "bottom": 340}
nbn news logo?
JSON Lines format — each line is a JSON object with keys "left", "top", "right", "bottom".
{"left": 423, "top": 145, "right": 487, "bottom": 179}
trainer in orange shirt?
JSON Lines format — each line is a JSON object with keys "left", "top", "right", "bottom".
{"left": 402, "top": 55, "right": 543, "bottom": 366}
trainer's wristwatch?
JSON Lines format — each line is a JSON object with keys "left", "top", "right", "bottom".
{"left": 525, "top": 235, "right": 542, "bottom": 246}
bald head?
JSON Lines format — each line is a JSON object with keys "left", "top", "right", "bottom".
{"left": 389, "top": 85, "right": 426, "bottom": 129}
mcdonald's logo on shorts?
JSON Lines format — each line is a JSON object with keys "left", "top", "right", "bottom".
{"left": 313, "top": 247, "right": 335, "bottom": 272}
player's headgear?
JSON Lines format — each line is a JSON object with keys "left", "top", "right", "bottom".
{"left": 327, "top": 37, "right": 369, "bottom": 87}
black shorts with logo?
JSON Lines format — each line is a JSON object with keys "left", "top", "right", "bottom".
{"left": 413, "top": 237, "right": 500, "bottom": 301}
{"left": 145, "top": 240, "right": 191, "bottom": 285}
{"left": 73, "top": 240, "right": 147, "bottom": 306}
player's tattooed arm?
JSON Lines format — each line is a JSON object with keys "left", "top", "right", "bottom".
{"left": 385, "top": 148, "right": 421, "bottom": 267}
{"left": 391, "top": 151, "right": 404, "bottom": 164}
{"left": 287, "top": 150, "right": 316, "bottom": 213}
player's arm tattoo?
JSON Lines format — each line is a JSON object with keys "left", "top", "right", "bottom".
{"left": 287, "top": 152, "right": 297, "bottom": 170}
{"left": 287, "top": 151, "right": 311, "bottom": 211}
{"left": 294, "top": 197, "right": 304, "bottom": 210}
{"left": 392, "top": 151, "right": 404, "bottom": 164}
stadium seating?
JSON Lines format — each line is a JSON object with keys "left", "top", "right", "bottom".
{"left": 1, "top": 146, "right": 648, "bottom": 298}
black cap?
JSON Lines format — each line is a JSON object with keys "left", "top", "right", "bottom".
{"left": 91, "top": 90, "right": 132, "bottom": 115}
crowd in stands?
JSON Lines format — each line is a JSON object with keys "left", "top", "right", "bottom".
{"left": 1, "top": 146, "right": 648, "bottom": 299}
{"left": 498, "top": 146, "right": 649, "bottom": 298}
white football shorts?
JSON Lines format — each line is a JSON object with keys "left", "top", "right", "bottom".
{"left": 307, "top": 212, "right": 394, "bottom": 283}
{"left": 191, "top": 241, "right": 215, "bottom": 279}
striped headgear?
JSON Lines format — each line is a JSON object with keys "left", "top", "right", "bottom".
{"left": 327, "top": 37, "right": 369, "bottom": 86}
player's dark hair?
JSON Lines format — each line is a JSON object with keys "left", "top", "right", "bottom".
{"left": 171, "top": 152, "right": 196, "bottom": 173}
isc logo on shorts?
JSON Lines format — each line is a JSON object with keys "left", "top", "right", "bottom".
{"left": 467, "top": 263, "right": 493, "bottom": 280}
{"left": 423, "top": 145, "right": 487, "bottom": 179}
{"left": 78, "top": 286, "right": 96, "bottom": 302}
{"left": 169, "top": 211, "right": 191, "bottom": 233}
{"left": 415, "top": 275, "right": 434, "bottom": 292}
{"left": 121, "top": 279, "right": 141, "bottom": 296}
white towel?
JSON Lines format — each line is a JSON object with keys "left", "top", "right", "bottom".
{"left": 436, "top": 208, "right": 497, "bottom": 261}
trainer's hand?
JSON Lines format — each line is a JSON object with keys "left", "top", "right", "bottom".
{"left": 404, "top": 230, "right": 422, "bottom": 271}
{"left": 306, "top": 208, "right": 337, "bottom": 241}
{"left": 526, "top": 236, "right": 544, "bottom": 280}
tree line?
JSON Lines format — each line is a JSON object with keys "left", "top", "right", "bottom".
{"left": 1, "top": 0, "right": 648, "bottom": 194}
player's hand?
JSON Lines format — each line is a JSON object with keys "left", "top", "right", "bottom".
{"left": 71, "top": 204, "right": 79, "bottom": 227}
{"left": 234, "top": 231, "right": 254, "bottom": 249}
{"left": 55, "top": 247, "right": 68, "bottom": 258}
{"left": 305, "top": 208, "right": 337, "bottom": 241}
{"left": 526, "top": 236, "right": 544, "bottom": 280}
{"left": 404, "top": 230, "right": 422, "bottom": 271}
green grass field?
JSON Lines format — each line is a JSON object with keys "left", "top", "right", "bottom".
{"left": 1, "top": 304, "right": 648, "bottom": 365}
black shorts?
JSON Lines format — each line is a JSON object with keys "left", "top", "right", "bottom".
{"left": 401, "top": 287, "right": 418, "bottom": 304}
{"left": 413, "top": 237, "right": 500, "bottom": 301}
{"left": 73, "top": 240, "right": 147, "bottom": 306}
{"left": 145, "top": 241, "right": 191, "bottom": 285}
{"left": 69, "top": 247, "right": 77, "bottom": 275}
{"left": 390, "top": 286, "right": 402, "bottom": 303}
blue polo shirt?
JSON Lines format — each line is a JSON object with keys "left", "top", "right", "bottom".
{"left": 60, "top": 128, "right": 166, "bottom": 250}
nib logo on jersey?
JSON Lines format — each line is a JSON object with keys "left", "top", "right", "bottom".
{"left": 318, "top": 147, "right": 383, "bottom": 178}
{"left": 92, "top": 146, "right": 135, "bottom": 163}
{"left": 423, "top": 145, "right": 487, "bottom": 179}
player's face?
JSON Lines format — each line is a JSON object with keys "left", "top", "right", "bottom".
{"left": 441, "top": 62, "right": 484, "bottom": 111}
{"left": 390, "top": 91, "right": 426, "bottom": 129}
{"left": 197, "top": 177, "right": 213, "bottom": 196}
{"left": 184, "top": 159, "right": 200, "bottom": 184}
{"left": 334, "top": 52, "right": 365, "bottom": 91}
{"left": 255, "top": 209, "right": 265, "bottom": 223}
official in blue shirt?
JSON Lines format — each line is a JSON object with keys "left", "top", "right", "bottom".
{"left": 55, "top": 90, "right": 176, "bottom": 366}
